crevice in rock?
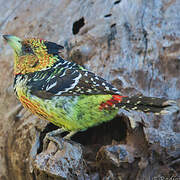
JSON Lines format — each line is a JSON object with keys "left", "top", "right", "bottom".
{"left": 142, "top": 29, "right": 148, "bottom": 62}
{"left": 169, "top": 158, "right": 180, "bottom": 173}
{"left": 74, "top": 116, "right": 128, "bottom": 176}
{"left": 114, "top": 0, "right": 121, "bottom": 5}
{"left": 107, "top": 23, "right": 117, "bottom": 49}
{"left": 72, "top": 115, "right": 127, "bottom": 146}
{"left": 141, "top": 1, "right": 154, "bottom": 93}
{"left": 124, "top": 22, "right": 131, "bottom": 35}
{"left": 32, "top": 170, "right": 37, "bottom": 180}
{"left": 72, "top": 17, "right": 85, "bottom": 35}
{"left": 111, "top": 23, "right": 116, "bottom": 28}
{"left": 140, "top": 2, "right": 148, "bottom": 65}
{"left": 148, "top": 61, "right": 155, "bottom": 94}
{"left": 104, "top": 14, "right": 112, "bottom": 18}
{"left": 37, "top": 123, "right": 59, "bottom": 154}
{"left": 37, "top": 115, "right": 127, "bottom": 154}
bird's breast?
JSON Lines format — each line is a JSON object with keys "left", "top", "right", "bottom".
{"left": 14, "top": 75, "right": 51, "bottom": 119}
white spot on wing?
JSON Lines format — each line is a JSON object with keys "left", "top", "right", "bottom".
{"left": 86, "top": 89, "right": 92, "bottom": 93}
{"left": 121, "top": 106, "right": 126, "bottom": 109}
{"left": 105, "top": 86, "right": 110, "bottom": 91}
{"left": 112, "top": 87, "right": 118, "bottom": 91}
{"left": 55, "top": 73, "right": 82, "bottom": 95}
{"left": 46, "top": 81, "right": 57, "bottom": 91}
{"left": 75, "top": 88, "right": 81, "bottom": 92}
{"left": 59, "top": 70, "right": 66, "bottom": 77}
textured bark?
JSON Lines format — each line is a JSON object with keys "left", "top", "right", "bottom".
{"left": 0, "top": 0, "right": 180, "bottom": 179}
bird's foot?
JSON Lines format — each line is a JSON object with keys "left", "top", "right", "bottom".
{"left": 43, "top": 128, "right": 65, "bottom": 151}
{"left": 63, "top": 131, "right": 77, "bottom": 140}
{"left": 43, "top": 128, "right": 78, "bottom": 151}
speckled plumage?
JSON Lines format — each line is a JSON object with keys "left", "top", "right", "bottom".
{"left": 3, "top": 35, "right": 178, "bottom": 136}
{"left": 14, "top": 74, "right": 118, "bottom": 131}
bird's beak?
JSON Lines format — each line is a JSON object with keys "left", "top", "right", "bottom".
{"left": 3, "top": 35, "right": 22, "bottom": 54}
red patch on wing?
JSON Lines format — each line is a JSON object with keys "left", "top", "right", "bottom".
{"left": 99, "top": 95, "right": 127, "bottom": 110}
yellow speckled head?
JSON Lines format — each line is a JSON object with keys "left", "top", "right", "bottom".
{"left": 3, "top": 35, "right": 63, "bottom": 75}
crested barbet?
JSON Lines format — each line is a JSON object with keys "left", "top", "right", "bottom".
{"left": 3, "top": 35, "right": 178, "bottom": 140}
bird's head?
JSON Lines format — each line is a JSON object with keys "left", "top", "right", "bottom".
{"left": 3, "top": 35, "right": 64, "bottom": 75}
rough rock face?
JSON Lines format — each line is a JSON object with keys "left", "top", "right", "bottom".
{"left": 0, "top": 0, "right": 180, "bottom": 179}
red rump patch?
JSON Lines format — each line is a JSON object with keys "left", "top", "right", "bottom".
{"left": 99, "top": 95, "right": 127, "bottom": 110}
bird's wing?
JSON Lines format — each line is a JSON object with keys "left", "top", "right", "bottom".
{"left": 27, "top": 68, "right": 120, "bottom": 99}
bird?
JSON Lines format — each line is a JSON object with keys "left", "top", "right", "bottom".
{"left": 3, "top": 35, "right": 178, "bottom": 146}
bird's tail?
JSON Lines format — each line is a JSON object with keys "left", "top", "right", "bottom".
{"left": 119, "top": 96, "right": 179, "bottom": 114}
{"left": 100, "top": 95, "right": 179, "bottom": 114}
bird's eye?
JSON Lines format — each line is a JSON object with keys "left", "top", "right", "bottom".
{"left": 31, "top": 60, "right": 39, "bottom": 68}
{"left": 25, "top": 47, "right": 32, "bottom": 52}
{"left": 22, "top": 44, "right": 34, "bottom": 54}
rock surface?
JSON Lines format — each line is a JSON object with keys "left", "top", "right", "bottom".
{"left": 0, "top": 0, "right": 180, "bottom": 179}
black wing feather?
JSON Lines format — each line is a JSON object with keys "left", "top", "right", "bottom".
{"left": 44, "top": 41, "right": 64, "bottom": 55}
{"left": 26, "top": 57, "right": 120, "bottom": 99}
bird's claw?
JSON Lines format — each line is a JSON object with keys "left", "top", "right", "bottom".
{"left": 43, "top": 128, "right": 65, "bottom": 151}
{"left": 42, "top": 128, "right": 78, "bottom": 151}
{"left": 43, "top": 132, "right": 64, "bottom": 151}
